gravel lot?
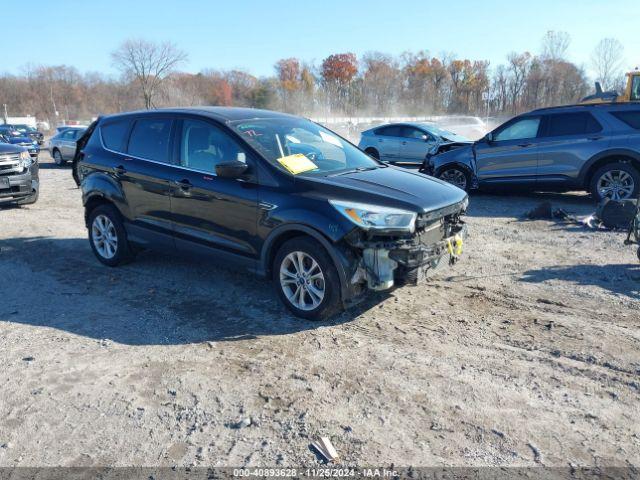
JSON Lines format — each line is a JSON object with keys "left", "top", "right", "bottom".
{"left": 1, "top": 151, "right": 639, "bottom": 468}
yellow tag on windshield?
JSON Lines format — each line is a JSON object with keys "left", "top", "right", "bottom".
{"left": 277, "top": 154, "right": 318, "bottom": 175}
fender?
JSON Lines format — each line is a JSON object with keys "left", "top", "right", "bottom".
{"left": 578, "top": 148, "right": 640, "bottom": 186}
{"left": 81, "top": 172, "right": 129, "bottom": 219}
{"left": 259, "top": 223, "right": 359, "bottom": 304}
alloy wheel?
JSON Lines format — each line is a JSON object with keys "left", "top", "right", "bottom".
{"left": 279, "top": 251, "right": 325, "bottom": 311}
{"left": 91, "top": 214, "right": 118, "bottom": 259}
{"left": 440, "top": 168, "right": 468, "bottom": 190}
{"left": 597, "top": 170, "right": 635, "bottom": 200}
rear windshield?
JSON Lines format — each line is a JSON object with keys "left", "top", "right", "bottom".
{"left": 611, "top": 111, "right": 640, "bottom": 130}
{"left": 230, "top": 117, "right": 380, "bottom": 176}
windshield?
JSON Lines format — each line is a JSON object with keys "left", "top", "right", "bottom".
{"left": 230, "top": 117, "right": 380, "bottom": 176}
{"left": 14, "top": 125, "right": 35, "bottom": 132}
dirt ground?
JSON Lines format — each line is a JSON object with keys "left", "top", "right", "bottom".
{"left": 0, "top": 151, "right": 639, "bottom": 469}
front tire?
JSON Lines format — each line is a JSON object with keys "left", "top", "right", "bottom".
{"left": 590, "top": 162, "right": 640, "bottom": 202}
{"left": 52, "top": 149, "right": 66, "bottom": 166}
{"left": 273, "top": 237, "right": 342, "bottom": 321}
{"left": 88, "top": 204, "right": 134, "bottom": 267}
{"left": 437, "top": 166, "right": 471, "bottom": 191}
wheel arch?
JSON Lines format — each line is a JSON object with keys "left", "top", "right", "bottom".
{"left": 580, "top": 149, "right": 640, "bottom": 188}
{"left": 364, "top": 147, "right": 379, "bottom": 158}
{"left": 260, "top": 224, "right": 354, "bottom": 303}
{"left": 81, "top": 173, "right": 128, "bottom": 227}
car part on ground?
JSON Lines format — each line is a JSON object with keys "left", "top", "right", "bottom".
{"left": 427, "top": 103, "right": 640, "bottom": 200}
{"left": 623, "top": 194, "right": 640, "bottom": 261}
{"left": 525, "top": 198, "right": 639, "bottom": 234}
{"left": 0, "top": 142, "right": 39, "bottom": 206}
{"left": 79, "top": 107, "right": 469, "bottom": 320}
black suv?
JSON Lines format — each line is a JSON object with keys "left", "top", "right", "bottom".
{"left": 77, "top": 108, "right": 468, "bottom": 319}
{"left": 426, "top": 103, "right": 640, "bottom": 201}
{"left": 0, "top": 138, "right": 39, "bottom": 206}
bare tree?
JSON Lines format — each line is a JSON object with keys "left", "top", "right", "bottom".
{"left": 591, "top": 38, "right": 625, "bottom": 91}
{"left": 541, "top": 31, "right": 570, "bottom": 61}
{"left": 111, "top": 39, "right": 187, "bottom": 109}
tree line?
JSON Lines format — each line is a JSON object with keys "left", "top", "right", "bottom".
{"left": 0, "top": 32, "right": 627, "bottom": 128}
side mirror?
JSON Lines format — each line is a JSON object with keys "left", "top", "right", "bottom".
{"left": 215, "top": 159, "right": 248, "bottom": 178}
{"left": 484, "top": 132, "right": 494, "bottom": 143}
{"left": 421, "top": 134, "right": 429, "bottom": 142}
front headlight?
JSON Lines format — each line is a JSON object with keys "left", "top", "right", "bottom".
{"left": 330, "top": 200, "right": 417, "bottom": 233}
{"left": 19, "top": 150, "right": 32, "bottom": 169}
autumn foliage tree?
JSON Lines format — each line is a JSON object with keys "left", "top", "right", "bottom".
{"left": 321, "top": 53, "right": 358, "bottom": 113}
{"left": 274, "top": 58, "right": 301, "bottom": 111}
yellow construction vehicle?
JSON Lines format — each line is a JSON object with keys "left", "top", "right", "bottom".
{"left": 581, "top": 70, "right": 640, "bottom": 104}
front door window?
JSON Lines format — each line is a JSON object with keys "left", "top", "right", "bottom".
{"left": 494, "top": 118, "right": 541, "bottom": 142}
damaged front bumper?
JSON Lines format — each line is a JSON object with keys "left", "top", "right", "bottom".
{"left": 341, "top": 202, "right": 468, "bottom": 298}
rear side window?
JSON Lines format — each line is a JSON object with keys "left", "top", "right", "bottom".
{"left": 101, "top": 120, "right": 130, "bottom": 151}
{"left": 544, "top": 112, "right": 602, "bottom": 137}
{"left": 127, "top": 118, "right": 172, "bottom": 163}
{"left": 611, "top": 111, "right": 640, "bottom": 130}
{"left": 375, "top": 125, "right": 403, "bottom": 137}
{"left": 402, "top": 127, "right": 429, "bottom": 140}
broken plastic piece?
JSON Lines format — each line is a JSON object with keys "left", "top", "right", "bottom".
{"left": 311, "top": 436, "right": 339, "bottom": 463}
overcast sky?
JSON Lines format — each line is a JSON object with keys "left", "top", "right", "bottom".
{"left": 3, "top": 0, "right": 638, "bottom": 79}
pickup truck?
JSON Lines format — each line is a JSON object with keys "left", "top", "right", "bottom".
{"left": 0, "top": 137, "right": 39, "bottom": 206}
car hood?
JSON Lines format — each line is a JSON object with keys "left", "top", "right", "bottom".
{"left": 7, "top": 136, "right": 34, "bottom": 144}
{"left": 433, "top": 143, "right": 474, "bottom": 165}
{"left": 0, "top": 142, "right": 25, "bottom": 154}
{"left": 439, "top": 132, "right": 471, "bottom": 143}
{"left": 302, "top": 166, "right": 468, "bottom": 214}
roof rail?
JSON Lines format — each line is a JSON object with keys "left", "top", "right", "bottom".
{"left": 530, "top": 101, "right": 640, "bottom": 113}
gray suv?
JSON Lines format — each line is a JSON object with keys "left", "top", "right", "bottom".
{"left": 425, "top": 104, "right": 640, "bottom": 201}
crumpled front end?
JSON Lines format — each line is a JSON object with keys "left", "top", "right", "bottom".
{"left": 343, "top": 198, "right": 468, "bottom": 293}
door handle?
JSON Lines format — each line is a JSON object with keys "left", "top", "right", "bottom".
{"left": 378, "top": 139, "right": 383, "bottom": 142}
{"left": 114, "top": 165, "right": 126, "bottom": 176}
{"left": 587, "top": 136, "right": 603, "bottom": 141}
{"left": 173, "top": 179, "right": 192, "bottom": 191}
{"left": 518, "top": 143, "right": 532, "bottom": 147}
{"left": 401, "top": 141, "right": 407, "bottom": 145}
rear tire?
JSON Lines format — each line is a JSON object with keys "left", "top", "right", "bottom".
{"left": 365, "top": 148, "right": 380, "bottom": 160}
{"left": 437, "top": 166, "right": 471, "bottom": 191}
{"left": 87, "top": 204, "right": 134, "bottom": 267}
{"left": 52, "top": 149, "right": 66, "bottom": 166}
{"left": 590, "top": 162, "right": 640, "bottom": 202}
{"left": 273, "top": 237, "right": 342, "bottom": 321}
